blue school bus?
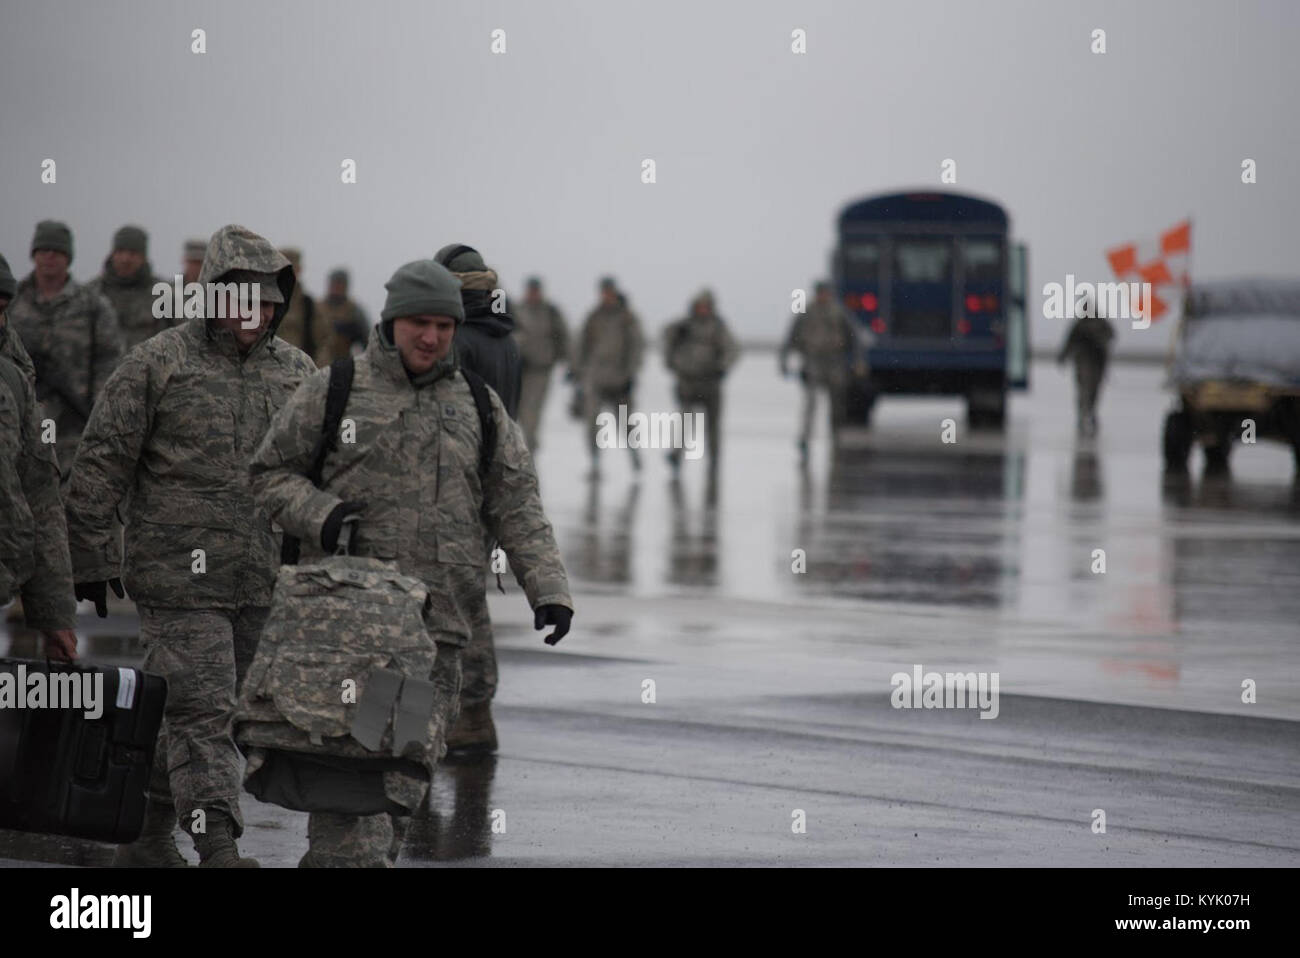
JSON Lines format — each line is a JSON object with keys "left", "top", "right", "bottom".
{"left": 833, "top": 191, "right": 1030, "bottom": 429}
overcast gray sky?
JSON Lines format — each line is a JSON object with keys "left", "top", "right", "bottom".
{"left": 3, "top": 0, "right": 1296, "bottom": 355}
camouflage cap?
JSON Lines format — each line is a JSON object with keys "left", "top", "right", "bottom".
{"left": 218, "top": 269, "right": 286, "bottom": 304}
{"left": 198, "top": 225, "right": 295, "bottom": 322}
{"left": 183, "top": 238, "right": 207, "bottom": 261}
{"left": 0, "top": 253, "right": 16, "bottom": 299}
{"left": 112, "top": 225, "right": 148, "bottom": 254}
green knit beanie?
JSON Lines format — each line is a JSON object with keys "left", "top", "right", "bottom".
{"left": 112, "top": 225, "right": 148, "bottom": 254}
{"left": 382, "top": 260, "right": 464, "bottom": 324}
{"left": 31, "top": 220, "right": 74, "bottom": 263}
{"left": 434, "top": 243, "right": 487, "bottom": 275}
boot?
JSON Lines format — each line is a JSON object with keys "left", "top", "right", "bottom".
{"left": 112, "top": 798, "right": 189, "bottom": 868}
{"left": 191, "top": 812, "right": 260, "bottom": 868}
{"left": 444, "top": 702, "right": 498, "bottom": 758}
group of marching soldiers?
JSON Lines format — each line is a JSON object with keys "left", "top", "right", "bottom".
{"left": 0, "top": 216, "right": 867, "bottom": 867}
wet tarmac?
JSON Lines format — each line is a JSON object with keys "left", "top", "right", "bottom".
{"left": 3, "top": 356, "right": 1298, "bottom": 866}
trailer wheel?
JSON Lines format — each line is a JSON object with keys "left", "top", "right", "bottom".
{"left": 1163, "top": 410, "right": 1193, "bottom": 472}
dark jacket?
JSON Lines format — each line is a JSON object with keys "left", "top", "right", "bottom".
{"left": 454, "top": 290, "right": 521, "bottom": 418}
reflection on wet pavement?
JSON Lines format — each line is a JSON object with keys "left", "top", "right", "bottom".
{"left": 400, "top": 757, "right": 498, "bottom": 864}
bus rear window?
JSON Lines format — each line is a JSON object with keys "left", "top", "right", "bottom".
{"left": 961, "top": 238, "right": 1003, "bottom": 283}
{"left": 842, "top": 241, "right": 881, "bottom": 282}
{"left": 894, "top": 239, "right": 952, "bottom": 283}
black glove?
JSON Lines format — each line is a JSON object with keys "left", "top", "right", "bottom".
{"left": 75, "top": 578, "right": 125, "bottom": 618}
{"left": 321, "top": 500, "right": 367, "bottom": 552}
{"left": 534, "top": 605, "right": 572, "bottom": 646}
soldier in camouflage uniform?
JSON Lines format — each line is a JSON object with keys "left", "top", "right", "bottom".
{"left": 779, "top": 280, "right": 863, "bottom": 463}
{"left": 662, "top": 289, "right": 739, "bottom": 476}
{"left": 64, "top": 225, "right": 316, "bottom": 868}
{"left": 512, "top": 276, "right": 570, "bottom": 453}
{"left": 248, "top": 258, "right": 574, "bottom": 866}
{"left": 1, "top": 252, "right": 77, "bottom": 660}
{"left": 88, "top": 225, "right": 173, "bottom": 354}
{"left": 575, "top": 277, "right": 645, "bottom": 477}
{"left": 319, "top": 268, "right": 371, "bottom": 361}
{"left": 1056, "top": 292, "right": 1114, "bottom": 438}
{"left": 277, "top": 247, "right": 333, "bottom": 367}
{"left": 182, "top": 239, "right": 206, "bottom": 287}
{"left": 7, "top": 220, "right": 122, "bottom": 477}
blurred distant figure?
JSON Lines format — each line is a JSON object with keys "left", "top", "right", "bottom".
{"left": 1056, "top": 295, "right": 1114, "bottom": 437}
{"left": 8, "top": 220, "right": 122, "bottom": 476}
{"left": 575, "top": 276, "right": 645, "bottom": 477}
{"left": 89, "top": 225, "right": 170, "bottom": 354}
{"left": 512, "top": 276, "right": 569, "bottom": 451}
{"left": 276, "top": 247, "right": 332, "bottom": 366}
{"left": 318, "top": 268, "right": 370, "bottom": 360}
{"left": 662, "top": 289, "right": 739, "bottom": 476}
{"left": 435, "top": 243, "right": 521, "bottom": 417}
{"left": 182, "top": 239, "right": 207, "bottom": 287}
{"left": 779, "top": 280, "right": 861, "bottom": 464}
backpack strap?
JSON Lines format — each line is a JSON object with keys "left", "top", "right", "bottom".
{"left": 280, "top": 357, "right": 354, "bottom": 565}
{"left": 460, "top": 366, "right": 496, "bottom": 480}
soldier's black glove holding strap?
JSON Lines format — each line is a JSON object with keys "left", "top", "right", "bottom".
{"left": 534, "top": 605, "right": 572, "bottom": 646}
{"left": 321, "top": 500, "right": 367, "bottom": 552}
{"left": 74, "top": 578, "right": 125, "bottom": 618}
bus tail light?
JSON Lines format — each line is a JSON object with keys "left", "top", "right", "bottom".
{"left": 965, "top": 294, "right": 982, "bottom": 312}
{"left": 956, "top": 318, "right": 971, "bottom": 335}
{"left": 870, "top": 317, "right": 886, "bottom": 335}
{"left": 861, "top": 292, "right": 878, "bottom": 311}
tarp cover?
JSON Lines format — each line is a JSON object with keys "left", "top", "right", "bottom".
{"left": 1170, "top": 280, "right": 1300, "bottom": 387}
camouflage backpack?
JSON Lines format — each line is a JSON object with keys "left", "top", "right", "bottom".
{"left": 236, "top": 359, "right": 464, "bottom": 791}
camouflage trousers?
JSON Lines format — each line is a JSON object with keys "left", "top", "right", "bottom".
{"left": 300, "top": 643, "right": 463, "bottom": 867}
{"left": 1074, "top": 357, "right": 1106, "bottom": 423}
{"left": 669, "top": 381, "right": 722, "bottom": 468}
{"left": 517, "top": 366, "right": 554, "bottom": 452}
{"left": 799, "top": 374, "right": 847, "bottom": 445}
{"left": 459, "top": 547, "right": 499, "bottom": 709}
{"left": 139, "top": 605, "right": 266, "bottom": 838}
{"left": 584, "top": 382, "right": 635, "bottom": 455}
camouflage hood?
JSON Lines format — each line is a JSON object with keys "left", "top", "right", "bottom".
{"left": 197, "top": 224, "right": 296, "bottom": 342}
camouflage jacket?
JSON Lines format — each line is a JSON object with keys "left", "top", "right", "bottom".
{"left": 781, "top": 301, "right": 861, "bottom": 382}
{"left": 278, "top": 288, "right": 332, "bottom": 367}
{"left": 7, "top": 274, "right": 122, "bottom": 473}
{"left": 663, "top": 312, "right": 740, "bottom": 385}
{"left": 513, "top": 299, "right": 570, "bottom": 370}
{"left": 575, "top": 304, "right": 645, "bottom": 390}
{"left": 317, "top": 295, "right": 370, "bottom": 362}
{"left": 88, "top": 258, "right": 174, "bottom": 354}
{"left": 64, "top": 230, "right": 315, "bottom": 610}
{"left": 249, "top": 329, "right": 573, "bottom": 647}
{"left": 0, "top": 318, "right": 36, "bottom": 386}
{"left": 0, "top": 342, "right": 76, "bottom": 629}
{"left": 1058, "top": 316, "right": 1114, "bottom": 365}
